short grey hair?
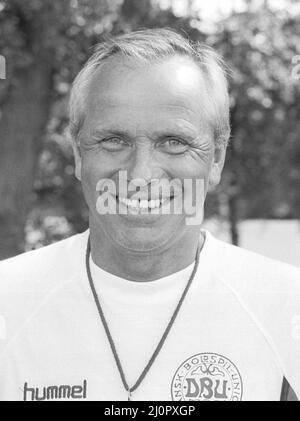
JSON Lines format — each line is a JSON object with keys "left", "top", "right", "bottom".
{"left": 69, "top": 28, "right": 231, "bottom": 147}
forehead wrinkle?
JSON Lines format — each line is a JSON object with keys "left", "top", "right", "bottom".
{"left": 89, "top": 86, "right": 209, "bottom": 111}
{"left": 90, "top": 118, "right": 210, "bottom": 143}
{"left": 87, "top": 95, "right": 211, "bottom": 133}
{"left": 87, "top": 100, "right": 208, "bottom": 130}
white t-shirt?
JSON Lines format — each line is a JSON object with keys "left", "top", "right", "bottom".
{"left": 0, "top": 230, "right": 299, "bottom": 401}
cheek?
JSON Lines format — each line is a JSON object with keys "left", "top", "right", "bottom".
{"left": 81, "top": 155, "right": 98, "bottom": 191}
{"left": 81, "top": 152, "right": 117, "bottom": 189}
{"left": 162, "top": 152, "right": 213, "bottom": 182}
{"left": 80, "top": 158, "right": 106, "bottom": 206}
{"left": 164, "top": 151, "right": 214, "bottom": 202}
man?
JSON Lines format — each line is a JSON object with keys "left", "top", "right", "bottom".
{"left": 0, "top": 29, "right": 299, "bottom": 401}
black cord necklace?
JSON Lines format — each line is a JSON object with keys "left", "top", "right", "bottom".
{"left": 85, "top": 237, "right": 201, "bottom": 401}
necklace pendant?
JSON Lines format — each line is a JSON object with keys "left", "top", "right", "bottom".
{"left": 86, "top": 236, "right": 200, "bottom": 408}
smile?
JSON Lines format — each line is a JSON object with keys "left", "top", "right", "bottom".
{"left": 117, "top": 196, "right": 172, "bottom": 211}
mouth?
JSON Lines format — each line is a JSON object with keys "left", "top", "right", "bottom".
{"left": 116, "top": 196, "right": 174, "bottom": 212}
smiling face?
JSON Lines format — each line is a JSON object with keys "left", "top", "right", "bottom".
{"left": 73, "top": 54, "right": 226, "bottom": 252}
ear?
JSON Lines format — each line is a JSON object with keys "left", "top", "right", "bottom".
{"left": 208, "top": 144, "right": 226, "bottom": 191}
{"left": 71, "top": 138, "right": 82, "bottom": 181}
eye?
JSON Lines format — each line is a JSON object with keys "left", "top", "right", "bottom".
{"left": 100, "top": 136, "right": 128, "bottom": 151}
{"left": 167, "top": 139, "right": 182, "bottom": 146}
{"left": 159, "top": 138, "right": 188, "bottom": 154}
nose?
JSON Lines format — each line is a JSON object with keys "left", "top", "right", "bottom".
{"left": 127, "top": 143, "right": 155, "bottom": 183}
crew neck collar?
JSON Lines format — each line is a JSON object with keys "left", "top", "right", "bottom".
{"left": 73, "top": 229, "right": 216, "bottom": 299}
{"left": 86, "top": 230, "right": 213, "bottom": 296}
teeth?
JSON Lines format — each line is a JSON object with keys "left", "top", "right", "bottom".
{"left": 118, "top": 197, "right": 170, "bottom": 210}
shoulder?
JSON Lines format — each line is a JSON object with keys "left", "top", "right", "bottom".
{"left": 0, "top": 230, "right": 89, "bottom": 293}
{"left": 0, "top": 231, "right": 89, "bottom": 352}
{"left": 205, "top": 230, "right": 300, "bottom": 395}
{"left": 206, "top": 231, "right": 300, "bottom": 294}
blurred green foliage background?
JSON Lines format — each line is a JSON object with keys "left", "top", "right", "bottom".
{"left": 0, "top": 0, "right": 299, "bottom": 259}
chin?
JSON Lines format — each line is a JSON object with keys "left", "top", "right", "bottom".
{"left": 90, "top": 210, "right": 186, "bottom": 253}
{"left": 108, "top": 219, "right": 186, "bottom": 253}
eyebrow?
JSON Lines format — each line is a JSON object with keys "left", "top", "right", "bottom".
{"left": 91, "top": 126, "right": 200, "bottom": 144}
{"left": 91, "top": 128, "right": 133, "bottom": 142}
{"left": 152, "top": 129, "right": 199, "bottom": 143}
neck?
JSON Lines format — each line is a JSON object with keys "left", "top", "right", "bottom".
{"left": 89, "top": 223, "right": 204, "bottom": 282}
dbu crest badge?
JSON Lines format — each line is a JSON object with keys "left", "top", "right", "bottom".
{"left": 171, "top": 352, "right": 243, "bottom": 401}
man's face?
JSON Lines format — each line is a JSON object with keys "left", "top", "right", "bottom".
{"left": 74, "top": 55, "right": 226, "bottom": 252}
